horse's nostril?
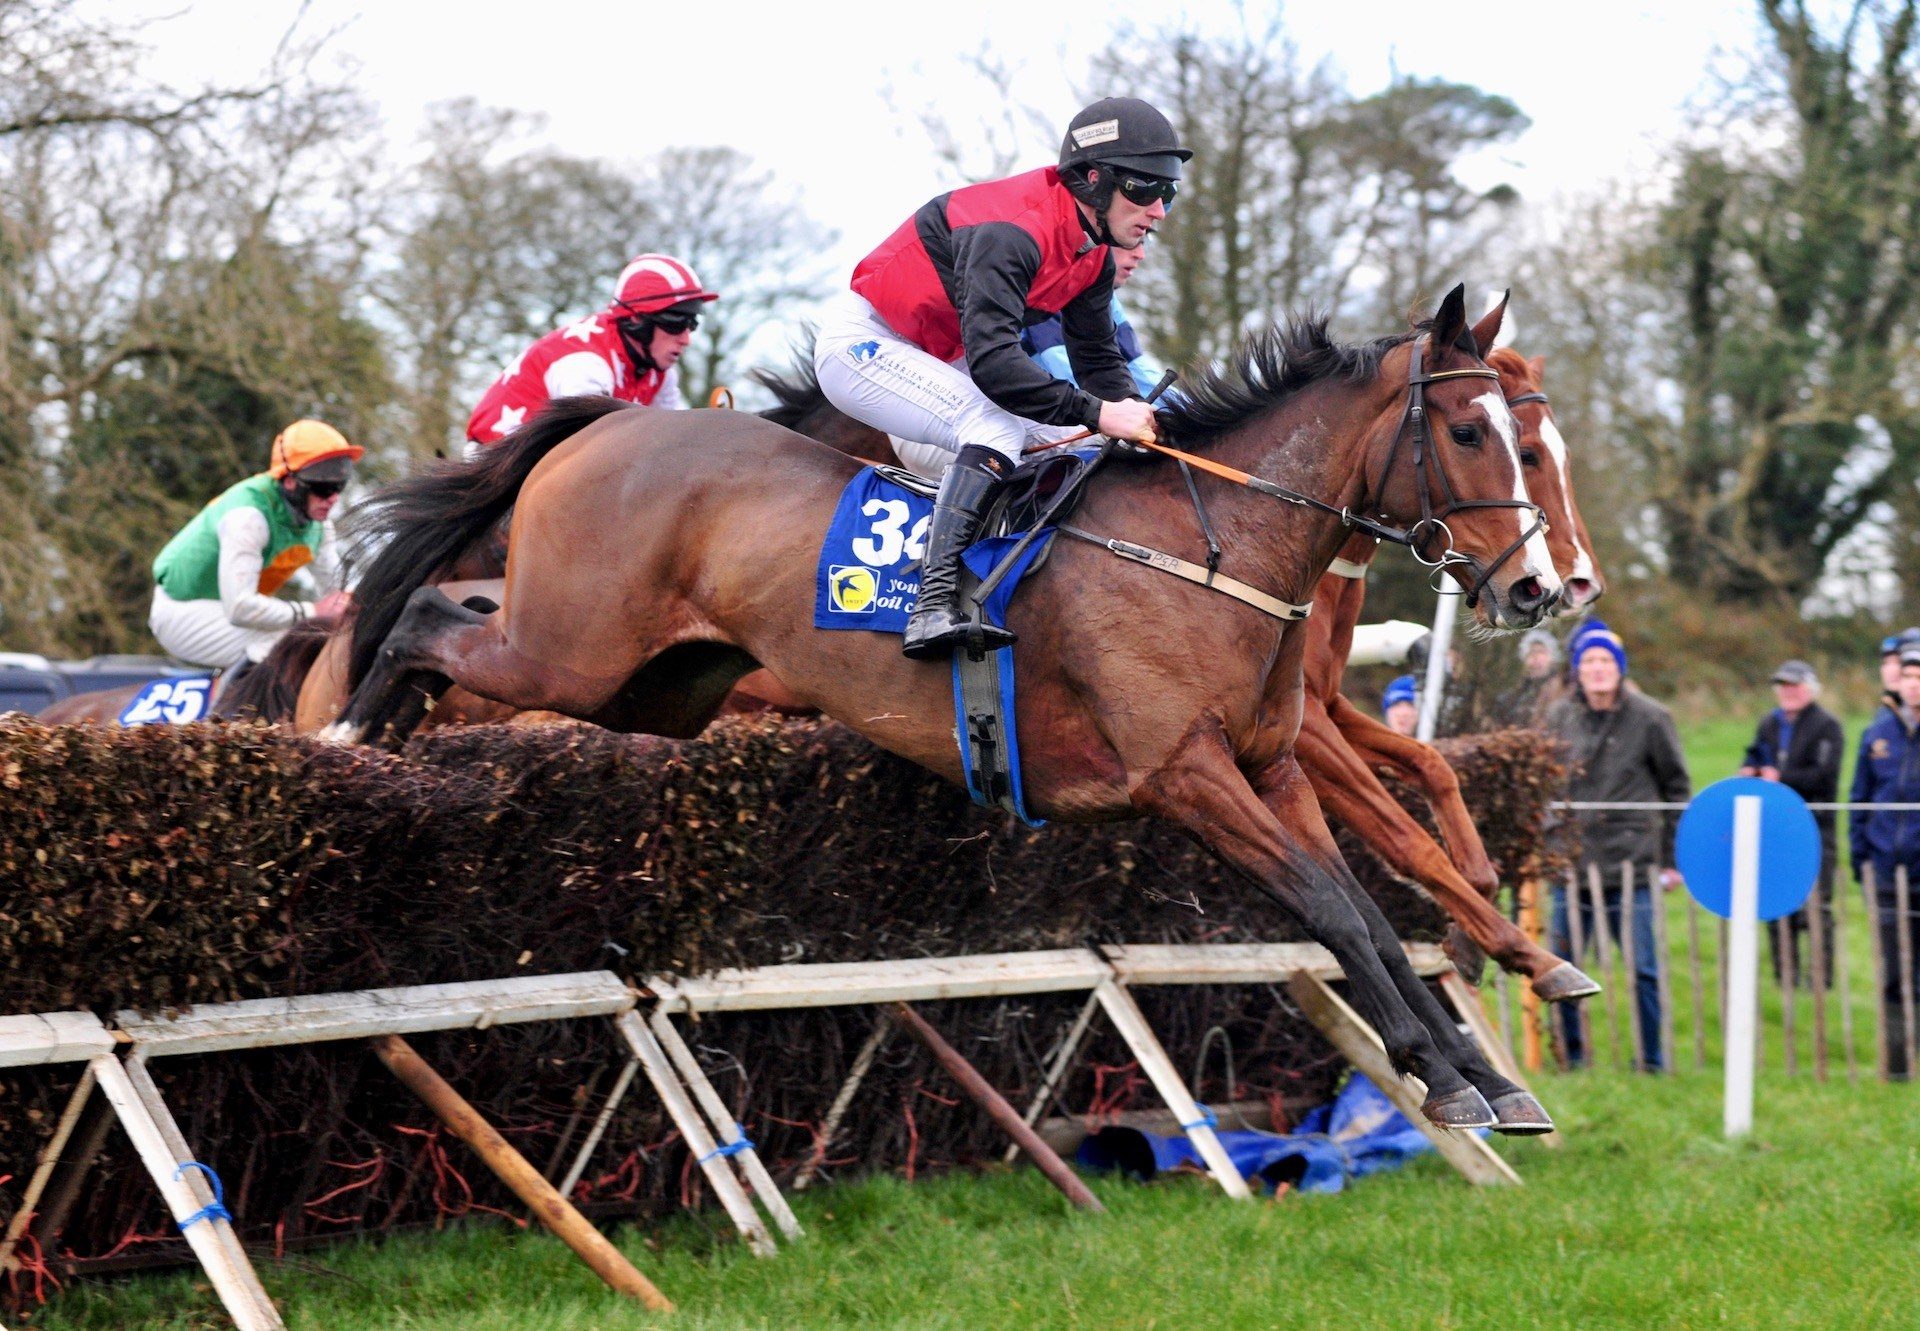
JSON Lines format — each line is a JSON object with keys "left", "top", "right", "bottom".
{"left": 1510, "top": 577, "right": 1552, "bottom": 614}
{"left": 1566, "top": 578, "right": 1601, "bottom": 606}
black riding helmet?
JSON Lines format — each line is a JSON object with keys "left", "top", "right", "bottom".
{"left": 1059, "top": 97, "right": 1192, "bottom": 218}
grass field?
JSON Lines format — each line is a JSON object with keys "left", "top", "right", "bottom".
{"left": 24, "top": 708, "right": 1916, "bottom": 1330}
{"left": 29, "top": 1064, "right": 1920, "bottom": 1330}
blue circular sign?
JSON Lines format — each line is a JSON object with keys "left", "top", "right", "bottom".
{"left": 1674, "top": 777, "right": 1821, "bottom": 921}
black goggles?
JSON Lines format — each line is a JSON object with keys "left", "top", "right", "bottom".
{"left": 1114, "top": 174, "right": 1177, "bottom": 208}
{"left": 651, "top": 311, "right": 700, "bottom": 335}
{"left": 300, "top": 479, "right": 346, "bottom": 498}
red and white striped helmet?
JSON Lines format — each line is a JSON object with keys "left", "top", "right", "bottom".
{"left": 609, "top": 253, "right": 720, "bottom": 315}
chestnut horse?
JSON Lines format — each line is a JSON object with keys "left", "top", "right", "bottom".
{"left": 1298, "top": 346, "right": 1604, "bottom": 1003}
{"left": 326, "top": 287, "right": 1565, "bottom": 1131}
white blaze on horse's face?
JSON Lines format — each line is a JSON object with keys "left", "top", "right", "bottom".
{"left": 1472, "top": 391, "right": 1561, "bottom": 592}
{"left": 1536, "top": 415, "right": 1598, "bottom": 595}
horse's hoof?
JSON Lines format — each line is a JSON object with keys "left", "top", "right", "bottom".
{"left": 1442, "top": 925, "right": 1489, "bottom": 986}
{"left": 1422, "top": 1085, "right": 1495, "bottom": 1130}
{"left": 1532, "top": 961, "right": 1602, "bottom": 1003}
{"left": 1486, "top": 1089, "right": 1555, "bottom": 1135}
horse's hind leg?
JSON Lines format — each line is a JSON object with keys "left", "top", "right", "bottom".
{"left": 324, "top": 588, "right": 493, "bottom": 749}
{"left": 1137, "top": 737, "right": 1492, "bottom": 1130}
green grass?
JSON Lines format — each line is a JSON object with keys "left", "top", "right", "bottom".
{"left": 26, "top": 710, "right": 1912, "bottom": 1329}
{"left": 27, "top": 1065, "right": 1920, "bottom": 1330}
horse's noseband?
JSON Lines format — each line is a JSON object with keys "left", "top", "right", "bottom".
{"left": 1359, "top": 343, "right": 1548, "bottom": 608}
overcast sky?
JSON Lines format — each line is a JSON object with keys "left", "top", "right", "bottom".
{"left": 115, "top": 0, "right": 1769, "bottom": 362}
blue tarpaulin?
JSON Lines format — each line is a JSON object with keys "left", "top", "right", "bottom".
{"left": 1074, "top": 1073, "right": 1444, "bottom": 1194}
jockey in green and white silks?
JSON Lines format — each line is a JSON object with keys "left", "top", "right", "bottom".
{"left": 149, "top": 420, "right": 360, "bottom": 668}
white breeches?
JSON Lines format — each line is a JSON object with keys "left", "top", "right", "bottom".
{"left": 149, "top": 588, "right": 287, "bottom": 667}
{"left": 814, "top": 293, "right": 1077, "bottom": 481}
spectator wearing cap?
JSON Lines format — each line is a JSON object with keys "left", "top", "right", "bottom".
{"left": 1849, "top": 642, "right": 1920, "bottom": 1078}
{"left": 1496, "top": 627, "right": 1566, "bottom": 727}
{"left": 1739, "top": 660, "right": 1842, "bottom": 988}
{"left": 1543, "top": 620, "right": 1690, "bottom": 1071}
{"left": 1382, "top": 674, "right": 1419, "bottom": 736}
{"left": 1877, "top": 627, "right": 1920, "bottom": 713}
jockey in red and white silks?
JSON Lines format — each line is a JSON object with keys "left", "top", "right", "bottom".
{"left": 814, "top": 96, "right": 1190, "bottom": 659}
{"left": 466, "top": 253, "right": 718, "bottom": 447}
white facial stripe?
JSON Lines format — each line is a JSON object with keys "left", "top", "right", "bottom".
{"left": 1538, "top": 415, "right": 1597, "bottom": 589}
{"left": 1472, "top": 391, "right": 1560, "bottom": 587}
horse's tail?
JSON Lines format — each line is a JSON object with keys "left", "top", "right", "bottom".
{"left": 345, "top": 396, "right": 634, "bottom": 690}
{"left": 752, "top": 328, "right": 824, "bottom": 429}
{"left": 213, "top": 619, "right": 332, "bottom": 723}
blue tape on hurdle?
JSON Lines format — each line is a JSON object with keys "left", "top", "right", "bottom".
{"left": 173, "top": 1161, "right": 232, "bottom": 1230}
{"left": 1180, "top": 1105, "right": 1221, "bottom": 1133}
{"left": 697, "top": 1135, "right": 755, "bottom": 1164}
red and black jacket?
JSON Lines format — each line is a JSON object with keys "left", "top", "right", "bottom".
{"left": 851, "top": 167, "right": 1139, "bottom": 431}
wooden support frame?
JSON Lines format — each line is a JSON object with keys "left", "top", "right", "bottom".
{"left": 794, "top": 1014, "right": 892, "bottom": 1192}
{"left": 646, "top": 1009, "right": 803, "bottom": 1242}
{"left": 613, "top": 1010, "right": 779, "bottom": 1257}
{"left": 4, "top": 937, "right": 1527, "bottom": 1329}
{"left": 1286, "top": 974, "right": 1521, "bottom": 1188}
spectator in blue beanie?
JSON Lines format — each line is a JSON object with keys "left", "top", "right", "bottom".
{"left": 1740, "top": 660, "right": 1841, "bottom": 989}
{"left": 1382, "top": 674, "right": 1419, "bottom": 736}
{"left": 1850, "top": 643, "right": 1920, "bottom": 1078}
{"left": 1543, "top": 620, "right": 1689, "bottom": 1071}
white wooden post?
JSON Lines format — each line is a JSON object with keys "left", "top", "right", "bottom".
{"left": 89, "top": 1055, "right": 284, "bottom": 1331}
{"left": 646, "top": 1009, "right": 802, "bottom": 1241}
{"left": 613, "top": 1010, "right": 777, "bottom": 1257}
{"left": 1092, "top": 980, "right": 1251, "bottom": 1200}
{"left": 1725, "top": 794, "right": 1763, "bottom": 1137}
{"left": 556, "top": 1056, "right": 640, "bottom": 1200}
{"left": 1416, "top": 586, "right": 1458, "bottom": 741}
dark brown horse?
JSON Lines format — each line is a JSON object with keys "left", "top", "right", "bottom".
{"left": 327, "top": 287, "right": 1565, "bottom": 1132}
{"left": 33, "top": 632, "right": 329, "bottom": 726}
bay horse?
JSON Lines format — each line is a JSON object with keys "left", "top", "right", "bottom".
{"left": 282, "top": 363, "right": 900, "bottom": 733}
{"left": 33, "top": 635, "right": 328, "bottom": 726}
{"left": 326, "top": 286, "right": 1565, "bottom": 1132}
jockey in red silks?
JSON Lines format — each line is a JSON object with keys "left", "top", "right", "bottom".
{"left": 815, "top": 97, "right": 1189, "bottom": 659}
{"left": 466, "top": 253, "right": 719, "bottom": 447}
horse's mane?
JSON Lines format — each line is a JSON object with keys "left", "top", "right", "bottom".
{"left": 1157, "top": 316, "right": 1424, "bottom": 447}
{"left": 753, "top": 330, "right": 826, "bottom": 429}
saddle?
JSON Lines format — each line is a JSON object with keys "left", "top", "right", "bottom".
{"left": 873, "top": 446, "right": 1100, "bottom": 547}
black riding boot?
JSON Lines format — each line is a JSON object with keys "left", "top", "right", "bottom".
{"left": 902, "top": 445, "right": 1016, "bottom": 660}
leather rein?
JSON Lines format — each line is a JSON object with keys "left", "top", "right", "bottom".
{"left": 1057, "top": 342, "right": 1548, "bottom": 620}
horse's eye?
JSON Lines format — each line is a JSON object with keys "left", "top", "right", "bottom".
{"left": 1450, "top": 424, "right": 1480, "bottom": 446}
{"left": 1519, "top": 448, "right": 1540, "bottom": 467}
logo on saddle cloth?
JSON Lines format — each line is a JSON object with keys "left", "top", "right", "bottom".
{"left": 827, "top": 564, "right": 879, "bottom": 614}
{"left": 848, "top": 340, "right": 881, "bottom": 364}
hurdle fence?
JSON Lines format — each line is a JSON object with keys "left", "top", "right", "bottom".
{"left": 1490, "top": 800, "right": 1920, "bottom": 1084}
{"left": 1, "top": 939, "right": 1532, "bottom": 1329}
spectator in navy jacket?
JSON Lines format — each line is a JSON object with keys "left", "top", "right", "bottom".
{"left": 1850, "top": 643, "right": 1920, "bottom": 1078}
{"left": 1740, "top": 660, "right": 1842, "bottom": 987}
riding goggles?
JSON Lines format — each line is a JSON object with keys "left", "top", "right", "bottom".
{"left": 651, "top": 311, "right": 700, "bottom": 335}
{"left": 1114, "top": 173, "right": 1177, "bottom": 208}
{"left": 299, "top": 480, "right": 346, "bottom": 498}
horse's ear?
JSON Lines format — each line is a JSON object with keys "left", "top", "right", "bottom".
{"left": 1469, "top": 290, "right": 1510, "bottom": 357}
{"left": 1528, "top": 354, "right": 1546, "bottom": 381}
{"left": 1431, "top": 283, "right": 1471, "bottom": 357}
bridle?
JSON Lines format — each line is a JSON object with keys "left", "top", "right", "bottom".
{"left": 1361, "top": 342, "right": 1548, "bottom": 606}
{"left": 1094, "top": 340, "right": 1548, "bottom": 610}
{"left": 1016, "top": 340, "right": 1552, "bottom": 629}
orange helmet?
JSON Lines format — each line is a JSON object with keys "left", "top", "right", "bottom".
{"left": 268, "top": 420, "right": 363, "bottom": 479}
{"left": 609, "top": 253, "right": 719, "bottom": 316}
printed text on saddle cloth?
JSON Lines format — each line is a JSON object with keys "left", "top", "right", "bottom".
{"left": 813, "top": 466, "right": 1053, "bottom": 634}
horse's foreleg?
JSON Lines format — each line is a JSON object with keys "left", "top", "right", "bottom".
{"left": 1298, "top": 711, "right": 1598, "bottom": 1003}
{"left": 1327, "top": 694, "right": 1500, "bottom": 898}
{"left": 1245, "top": 755, "right": 1554, "bottom": 1135}
{"left": 1135, "top": 734, "right": 1492, "bottom": 1129}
